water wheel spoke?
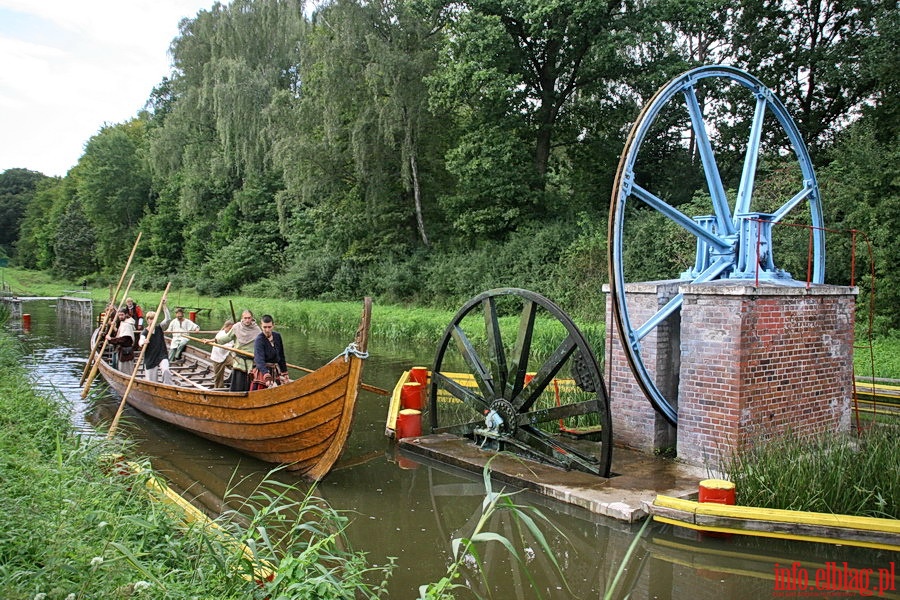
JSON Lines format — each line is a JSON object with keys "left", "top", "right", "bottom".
{"left": 513, "top": 334, "right": 576, "bottom": 413}
{"left": 511, "top": 399, "right": 601, "bottom": 428}
{"left": 432, "top": 371, "right": 489, "bottom": 409}
{"left": 505, "top": 299, "right": 537, "bottom": 401}
{"left": 683, "top": 84, "right": 734, "bottom": 236}
{"left": 514, "top": 426, "right": 603, "bottom": 475}
{"left": 481, "top": 296, "right": 508, "bottom": 398}
{"left": 771, "top": 185, "right": 814, "bottom": 223}
{"left": 450, "top": 324, "right": 496, "bottom": 401}
{"left": 735, "top": 95, "right": 768, "bottom": 217}
{"left": 632, "top": 294, "right": 684, "bottom": 345}
{"left": 433, "top": 417, "right": 485, "bottom": 437}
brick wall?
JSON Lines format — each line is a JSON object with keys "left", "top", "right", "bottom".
{"left": 676, "top": 282, "right": 855, "bottom": 467}
{"left": 604, "top": 282, "right": 678, "bottom": 453}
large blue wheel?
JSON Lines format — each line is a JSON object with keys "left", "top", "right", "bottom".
{"left": 608, "top": 65, "right": 825, "bottom": 426}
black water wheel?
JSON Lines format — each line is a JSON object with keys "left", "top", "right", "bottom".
{"left": 427, "top": 288, "right": 612, "bottom": 478}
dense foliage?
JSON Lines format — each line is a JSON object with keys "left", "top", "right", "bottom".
{"left": 1, "top": 0, "right": 897, "bottom": 326}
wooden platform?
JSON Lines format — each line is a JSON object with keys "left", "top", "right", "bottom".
{"left": 398, "top": 433, "right": 707, "bottom": 522}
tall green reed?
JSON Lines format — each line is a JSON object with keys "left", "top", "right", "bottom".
{"left": 419, "top": 459, "right": 572, "bottom": 600}
{"left": 722, "top": 426, "right": 899, "bottom": 518}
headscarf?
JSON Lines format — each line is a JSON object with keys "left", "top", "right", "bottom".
{"left": 232, "top": 319, "right": 261, "bottom": 347}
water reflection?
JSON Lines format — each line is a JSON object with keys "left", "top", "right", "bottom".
{"left": 11, "top": 299, "right": 898, "bottom": 599}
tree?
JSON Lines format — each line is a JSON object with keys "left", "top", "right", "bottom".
{"left": 732, "top": 0, "right": 885, "bottom": 156}
{"left": 76, "top": 120, "right": 151, "bottom": 272}
{"left": 0, "top": 168, "right": 48, "bottom": 259}
{"left": 15, "top": 177, "right": 72, "bottom": 271}
{"left": 426, "top": 0, "right": 641, "bottom": 237}
{"left": 53, "top": 199, "right": 98, "bottom": 279}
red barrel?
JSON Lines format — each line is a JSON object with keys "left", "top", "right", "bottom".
{"left": 396, "top": 409, "right": 422, "bottom": 439}
{"left": 698, "top": 479, "right": 736, "bottom": 505}
{"left": 188, "top": 310, "right": 197, "bottom": 322}
{"left": 698, "top": 479, "right": 735, "bottom": 540}
{"left": 22, "top": 314, "right": 31, "bottom": 329}
{"left": 401, "top": 382, "right": 423, "bottom": 410}
{"left": 409, "top": 366, "right": 428, "bottom": 406}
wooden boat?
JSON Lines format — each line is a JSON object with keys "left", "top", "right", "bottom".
{"left": 96, "top": 298, "right": 371, "bottom": 480}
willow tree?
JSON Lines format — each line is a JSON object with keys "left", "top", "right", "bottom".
{"left": 147, "top": 0, "right": 306, "bottom": 281}
{"left": 269, "top": 0, "right": 446, "bottom": 297}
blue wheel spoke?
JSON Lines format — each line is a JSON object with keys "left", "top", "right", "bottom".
{"left": 684, "top": 85, "right": 735, "bottom": 236}
{"left": 633, "top": 294, "right": 683, "bottom": 343}
{"left": 632, "top": 183, "right": 730, "bottom": 250}
{"left": 771, "top": 184, "right": 814, "bottom": 223}
{"left": 735, "top": 94, "right": 768, "bottom": 217}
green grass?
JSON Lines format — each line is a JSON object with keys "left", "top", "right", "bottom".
{"left": 722, "top": 426, "right": 900, "bottom": 519}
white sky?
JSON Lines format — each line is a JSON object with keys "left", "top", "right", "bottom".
{"left": 0, "top": 0, "right": 218, "bottom": 177}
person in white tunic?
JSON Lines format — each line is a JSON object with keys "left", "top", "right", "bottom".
{"left": 166, "top": 307, "right": 200, "bottom": 362}
{"left": 210, "top": 319, "right": 235, "bottom": 388}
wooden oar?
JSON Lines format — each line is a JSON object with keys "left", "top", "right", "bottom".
{"left": 184, "top": 335, "right": 391, "bottom": 396}
{"left": 108, "top": 283, "right": 171, "bottom": 439}
{"left": 79, "top": 232, "right": 142, "bottom": 384}
{"left": 81, "top": 274, "right": 135, "bottom": 397}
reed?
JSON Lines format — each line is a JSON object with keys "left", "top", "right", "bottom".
{"left": 418, "top": 459, "right": 571, "bottom": 600}
{"left": 722, "top": 426, "right": 900, "bottom": 519}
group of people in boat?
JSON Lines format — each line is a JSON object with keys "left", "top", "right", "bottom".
{"left": 104, "top": 299, "right": 289, "bottom": 392}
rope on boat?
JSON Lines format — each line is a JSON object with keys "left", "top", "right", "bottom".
{"left": 338, "top": 343, "right": 369, "bottom": 362}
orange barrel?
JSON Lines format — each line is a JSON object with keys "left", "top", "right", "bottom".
{"left": 698, "top": 479, "right": 736, "bottom": 505}
{"left": 409, "top": 366, "right": 428, "bottom": 405}
{"left": 401, "top": 382, "right": 423, "bottom": 410}
{"left": 22, "top": 314, "right": 31, "bottom": 329}
{"left": 189, "top": 310, "right": 197, "bottom": 322}
{"left": 396, "top": 409, "right": 422, "bottom": 439}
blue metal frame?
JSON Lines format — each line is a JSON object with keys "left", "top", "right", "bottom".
{"left": 608, "top": 65, "right": 826, "bottom": 426}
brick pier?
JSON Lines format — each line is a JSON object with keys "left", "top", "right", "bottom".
{"left": 605, "top": 281, "right": 856, "bottom": 468}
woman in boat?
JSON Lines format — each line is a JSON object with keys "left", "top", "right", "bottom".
{"left": 106, "top": 308, "right": 136, "bottom": 374}
{"left": 253, "top": 315, "right": 290, "bottom": 389}
{"left": 222, "top": 310, "right": 261, "bottom": 392}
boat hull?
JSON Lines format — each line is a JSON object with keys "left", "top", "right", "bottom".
{"left": 96, "top": 299, "right": 370, "bottom": 480}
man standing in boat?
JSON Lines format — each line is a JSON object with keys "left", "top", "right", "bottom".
{"left": 222, "top": 310, "right": 261, "bottom": 392}
{"left": 209, "top": 318, "right": 234, "bottom": 389}
{"left": 253, "top": 315, "right": 290, "bottom": 388}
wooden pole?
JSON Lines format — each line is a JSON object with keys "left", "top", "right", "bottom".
{"left": 79, "top": 232, "right": 142, "bottom": 384}
{"left": 184, "top": 334, "right": 391, "bottom": 396}
{"left": 81, "top": 274, "right": 135, "bottom": 396}
{"left": 107, "top": 283, "right": 171, "bottom": 439}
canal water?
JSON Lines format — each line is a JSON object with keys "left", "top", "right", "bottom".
{"left": 10, "top": 299, "right": 898, "bottom": 599}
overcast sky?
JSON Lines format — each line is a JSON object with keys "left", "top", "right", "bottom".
{"left": 0, "top": 0, "right": 218, "bottom": 177}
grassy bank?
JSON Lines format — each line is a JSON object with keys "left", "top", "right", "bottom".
{"left": 723, "top": 426, "right": 900, "bottom": 519}
{"left": 0, "top": 312, "right": 394, "bottom": 599}
{"left": 2, "top": 267, "right": 898, "bottom": 378}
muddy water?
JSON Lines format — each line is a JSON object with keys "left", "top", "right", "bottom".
{"left": 11, "top": 299, "right": 897, "bottom": 599}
